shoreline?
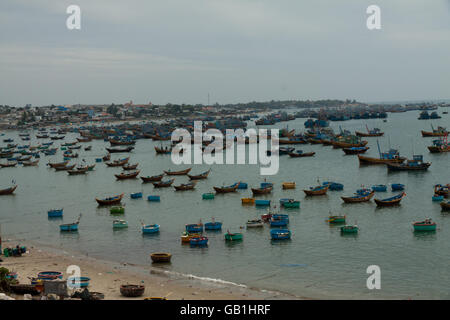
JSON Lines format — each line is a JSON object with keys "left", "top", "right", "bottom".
{"left": 0, "top": 238, "right": 306, "bottom": 300}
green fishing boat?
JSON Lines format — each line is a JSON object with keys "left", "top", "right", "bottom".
{"left": 224, "top": 231, "right": 243, "bottom": 241}
{"left": 340, "top": 225, "right": 358, "bottom": 234}
{"left": 413, "top": 219, "right": 436, "bottom": 232}
{"left": 327, "top": 215, "right": 346, "bottom": 224}
{"left": 110, "top": 206, "right": 125, "bottom": 214}
{"left": 202, "top": 193, "right": 215, "bottom": 200}
{"left": 283, "top": 200, "right": 300, "bottom": 208}
{"left": 113, "top": 219, "right": 128, "bottom": 229}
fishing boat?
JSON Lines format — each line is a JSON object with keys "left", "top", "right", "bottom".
{"left": 150, "top": 252, "right": 172, "bottom": 263}
{"left": 173, "top": 181, "right": 196, "bottom": 191}
{"left": 115, "top": 170, "right": 140, "bottom": 180}
{"left": 109, "top": 138, "right": 135, "bottom": 146}
{"left": 288, "top": 150, "right": 315, "bottom": 158}
{"left": 187, "top": 169, "right": 211, "bottom": 180}
{"left": 54, "top": 164, "right": 76, "bottom": 171}
{"left": 246, "top": 219, "right": 264, "bottom": 228}
{"left": 224, "top": 231, "right": 243, "bottom": 241}
{"left": 358, "top": 141, "right": 406, "bottom": 164}
{"left": 68, "top": 168, "right": 88, "bottom": 175}
{"left": 113, "top": 219, "right": 128, "bottom": 229}
{"left": 163, "top": 168, "right": 191, "bottom": 175}
{"left": 105, "top": 157, "right": 129, "bottom": 167}
{"left": 440, "top": 201, "right": 450, "bottom": 211}
{"left": 270, "top": 229, "right": 291, "bottom": 240}
{"left": 105, "top": 146, "right": 134, "bottom": 153}
{"left": 331, "top": 140, "right": 368, "bottom": 149}
{"left": 255, "top": 199, "right": 271, "bottom": 206}
{"left": 22, "top": 159, "right": 39, "bottom": 166}
{"left": 241, "top": 197, "right": 255, "bottom": 205}
{"left": 391, "top": 183, "right": 405, "bottom": 191}
{"left": 181, "top": 232, "right": 201, "bottom": 244}
{"left": 77, "top": 137, "right": 92, "bottom": 143}
{"left": 60, "top": 214, "right": 81, "bottom": 232}
{"left": 67, "top": 277, "right": 91, "bottom": 288}
{"left": 213, "top": 183, "right": 240, "bottom": 193}
{"left": 427, "top": 136, "right": 450, "bottom": 153}
{"left": 122, "top": 163, "right": 139, "bottom": 170}
{"left": 110, "top": 206, "right": 125, "bottom": 214}
{"left": 154, "top": 145, "right": 172, "bottom": 154}
{"left": 204, "top": 219, "right": 222, "bottom": 230}
{"left": 37, "top": 271, "right": 63, "bottom": 280}
{"left": 421, "top": 125, "right": 448, "bottom": 137}
{"left": 355, "top": 126, "right": 384, "bottom": 137}
{"left": 386, "top": 155, "right": 431, "bottom": 171}
{"left": 186, "top": 222, "right": 203, "bottom": 233}
{"left": 95, "top": 193, "right": 124, "bottom": 205}
{"left": 141, "top": 174, "right": 164, "bottom": 183}
{"left": 303, "top": 184, "right": 329, "bottom": 196}
{"left": 142, "top": 223, "right": 160, "bottom": 234}
{"left": 251, "top": 185, "right": 273, "bottom": 195}
{"left": 434, "top": 184, "right": 449, "bottom": 198}
{"left": 48, "top": 209, "right": 63, "bottom": 218}
{"left": 0, "top": 185, "right": 17, "bottom": 195}
{"left": 102, "top": 154, "right": 111, "bottom": 161}
{"left": 374, "top": 192, "right": 406, "bottom": 207}
{"left": 130, "top": 192, "right": 143, "bottom": 199}
{"left": 432, "top": 194, "right": 444, "bottom": 202}
{"left": 282, "top": 182, "right": 296, "bottom": 189}
{"left": 120, "top": 285, "right": 145, "bottom": 297}
{"left": 0, "top": 161, "right": 18, "bottom": 168}
{"left": 202, "top": 193, "right": 215, "bottom": 200}
{"left": 341, "top": 225, "right": 359, "bottom": 234}
{"left": 341, "top": 189, "right": 375, "bottom": 203}
{"left": 327, "top": 215, "right": 346, "bottom": 224}
{"left": 371, "top": 184, "right": 387, "bottom": 192}
{"left": 152, "top": 178, "right": 175, "bottom": 188}
{"left": 413, "top": 218, "right": 436, "bottom": 231}
{"left": 147, "top": 195, "right": 161, "bottom": 202}
{"left": 322, "top": 182, "right": 344, "bottom": 191}
{"left": 84, "top": 146, "right": 92, "bottom": 151}
{"left": 343, "top": 146, "right": 370, "bottom": 155}
{"left": 190, "top": 236, "right": 208, "bottom": 246}
{"left": 282, "top": 199, "right": 300, "bottom": 208}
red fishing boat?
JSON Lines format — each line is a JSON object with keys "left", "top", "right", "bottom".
{"left": 0, "top": 185, "right": 17, "bottom": 195}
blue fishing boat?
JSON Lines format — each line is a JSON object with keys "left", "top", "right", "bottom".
{"left": 272, "top": 214, "right": 289, "bottom": 223}
{"left": 48, "top": 209, "right": 63, "bottom": 218}
{"left": 190, "top": 236, "right": 208, "bottom": 246}
{"left": 255, "top": 199, "right": 271, "bottom": 207}
{"left": 236, "top": 182, "right": 248, "bottom": 189}
{"left": 323, "top": 182, "right": 344, "bottom": 191}
{"left": 147, "top": 195, "right": 160, "bottom": 202}
{"left": 131, "top": 192, "right": 143, "bottom": 199}
{"left": 142, "top": 223, "right": 160, "bottom": 234}
{"left": 260, "top": 182, "right": 273, "bottom": 189}
{"left": 60, "top": 214, "right": 81, "bottom": 232}
{"left": 38, "top": 271, "right": 63, "bottom": 280}
{"left": 270, "top": 229, "right": 291, "bottom": 240}
{"left": 67, "top": 276, "right": 91, "bottom": 288}
{"left": 391, "top": 183, "right": 405, "bottom": 191}
{"left": 432, "top": 195, "right": 444, "bottom": 202}
{"left": 270, "top": 218, "right": 289, "bottom": 227}
{"left": 204, "top": 219, "right": 222, "bottom": 231}
{"left": 371, "top": 184, "right": 387, "bottom": 192}
{"left": 186, "top": 223, "right": 203, "bottom": 233}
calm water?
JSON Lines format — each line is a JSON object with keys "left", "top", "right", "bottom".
{"left": 1, "top": 109, "right": 449, "bottom": 299}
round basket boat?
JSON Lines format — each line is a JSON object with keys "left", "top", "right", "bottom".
{"left": 120, "top": 284, "right": 145, "bottom": 297}
{"left": 150, "top": 252, "right": 172, "bottom": 263}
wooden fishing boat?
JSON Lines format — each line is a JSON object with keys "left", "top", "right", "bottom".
{"left": 120, "top": 285, "right": 145, "bottom": 297}
{"left": 224, "top": 231, "right": 243, "bottom": 241}
{"left": 152, "top": 179, "right": 175, "bottom": 188}
{"left": 434, "top": 184, "right": 449, "bottom": 198}
{"left": 150, "top": 252, "right": 172, "bottom": 263}
{"left": 303, "top": 185, "right": 329, "bottom": 196}
{"left": 341, "top": 189, "right": 375, "bottom": 203}
{"left": 427, "top": 136, "right": 450, "bottom": 153}
{"left": 421, "top": 126, "right": 448, "bottom": 137}
{"left": 102, "top": 154, "right": 111, "bottom": 161}
{"left": 241, "top": 197, "right": 255, "bottom": 205}
{"left": 115, "top": 170, "right": 140, "bottom": 180}
{"left": 54, "top": 164, "right": 76, "bottom": 171}
{"left": 355, "top": 127, "right": 384, "bottom": 137}
{"left": 251, "top": 185, "right": 273, "bottom": 195}
{"left": 181, "top": 232, "right": 201, "bottom": 243}
{"left": 141, "top": 174, "right": 164, "bottom": 183}
{"left": 154, "top": 145, "right": 172, "bottom": 154}
{"left": 386, "top": 155, "right": 431, "bottom": 171}
{"left": 246, "top": 219, "right": 264, "bottom": 228}
{"left": 22, "top": 159, "right": 39, "bottom": 166}
{"left": 282, "top": 182, "right": 296, "bottom": 189}
{"left": 174, "top": 181, "right": 196, "bottom": 191}
{"left": 68, "top": 168, "right": 88, "bottom": 175}
{"left": 331, "top": 140, "right": 368, "bottom": 149}
{"left": 187, "top": 169, "right": 211, "bottom": 180}
{"left": 358, "top": 143, "right": 406, "bottom": 164}
{"left": 122, "top": 163, "right": 139, "bottom": 170}
{"left": 213, "top": 183, "right": 240, "bottom": 193}
{"left": 440, "top": 201, "right": 450, "bottom": 211}
{"left": 288, "top": 150, "right": 315, "bottom": 157}
{"left": 0, "top": 185, "right": 17, "bottom": 195}
{"left": 64, "top": 152, "right": 79, "bottom": 158}
{"left": 374, "top": 192, "right": 406, "bottom": 207}
{"left": 413, "top": 218, "right": 436, "bottom": 231}
{"left": 109, "top": 138, "right": 135, "bottom": 146}
{"left": 278, "top": 138, "right": 307, "bottom": 144}
{"left": 105, "top": 157, "right": 129, "bottom": 167}
{"left": 77, "top": 137, "right": 92, "bottom": 143}
{"left": 343, "top": 146, "right": 370, "bottom": 155}
{"left": 68, "top": 145, "right": 81, "bottom": 150}
{"left": 96, "top": 193, "right": 124, "bottom": 205}
{"left": 84, "top": 146, "right": 92, "bottom": 151}
{"left": 0, "top": 161, "right": 18, "bottom": 168}
{"left": 106, "top": 146, "right": 134, "bottom": 153}
{"left": 163, "top": 168, "right": 191, "bottom": 175}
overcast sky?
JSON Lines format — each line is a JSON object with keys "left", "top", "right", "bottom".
{"left": 1, "top": 0, "right": 449, "bottom": 106}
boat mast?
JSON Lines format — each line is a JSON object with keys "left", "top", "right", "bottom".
{"left": 376, "top": 139, "right": 381, "bottom": 157}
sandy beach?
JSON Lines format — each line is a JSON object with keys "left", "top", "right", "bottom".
{"left": 0, "top": 239, "right": 303, "bottom": 300}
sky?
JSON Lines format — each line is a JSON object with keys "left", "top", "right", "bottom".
{"left": 0, "top": 0, "right": 449, "bottom": 106}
